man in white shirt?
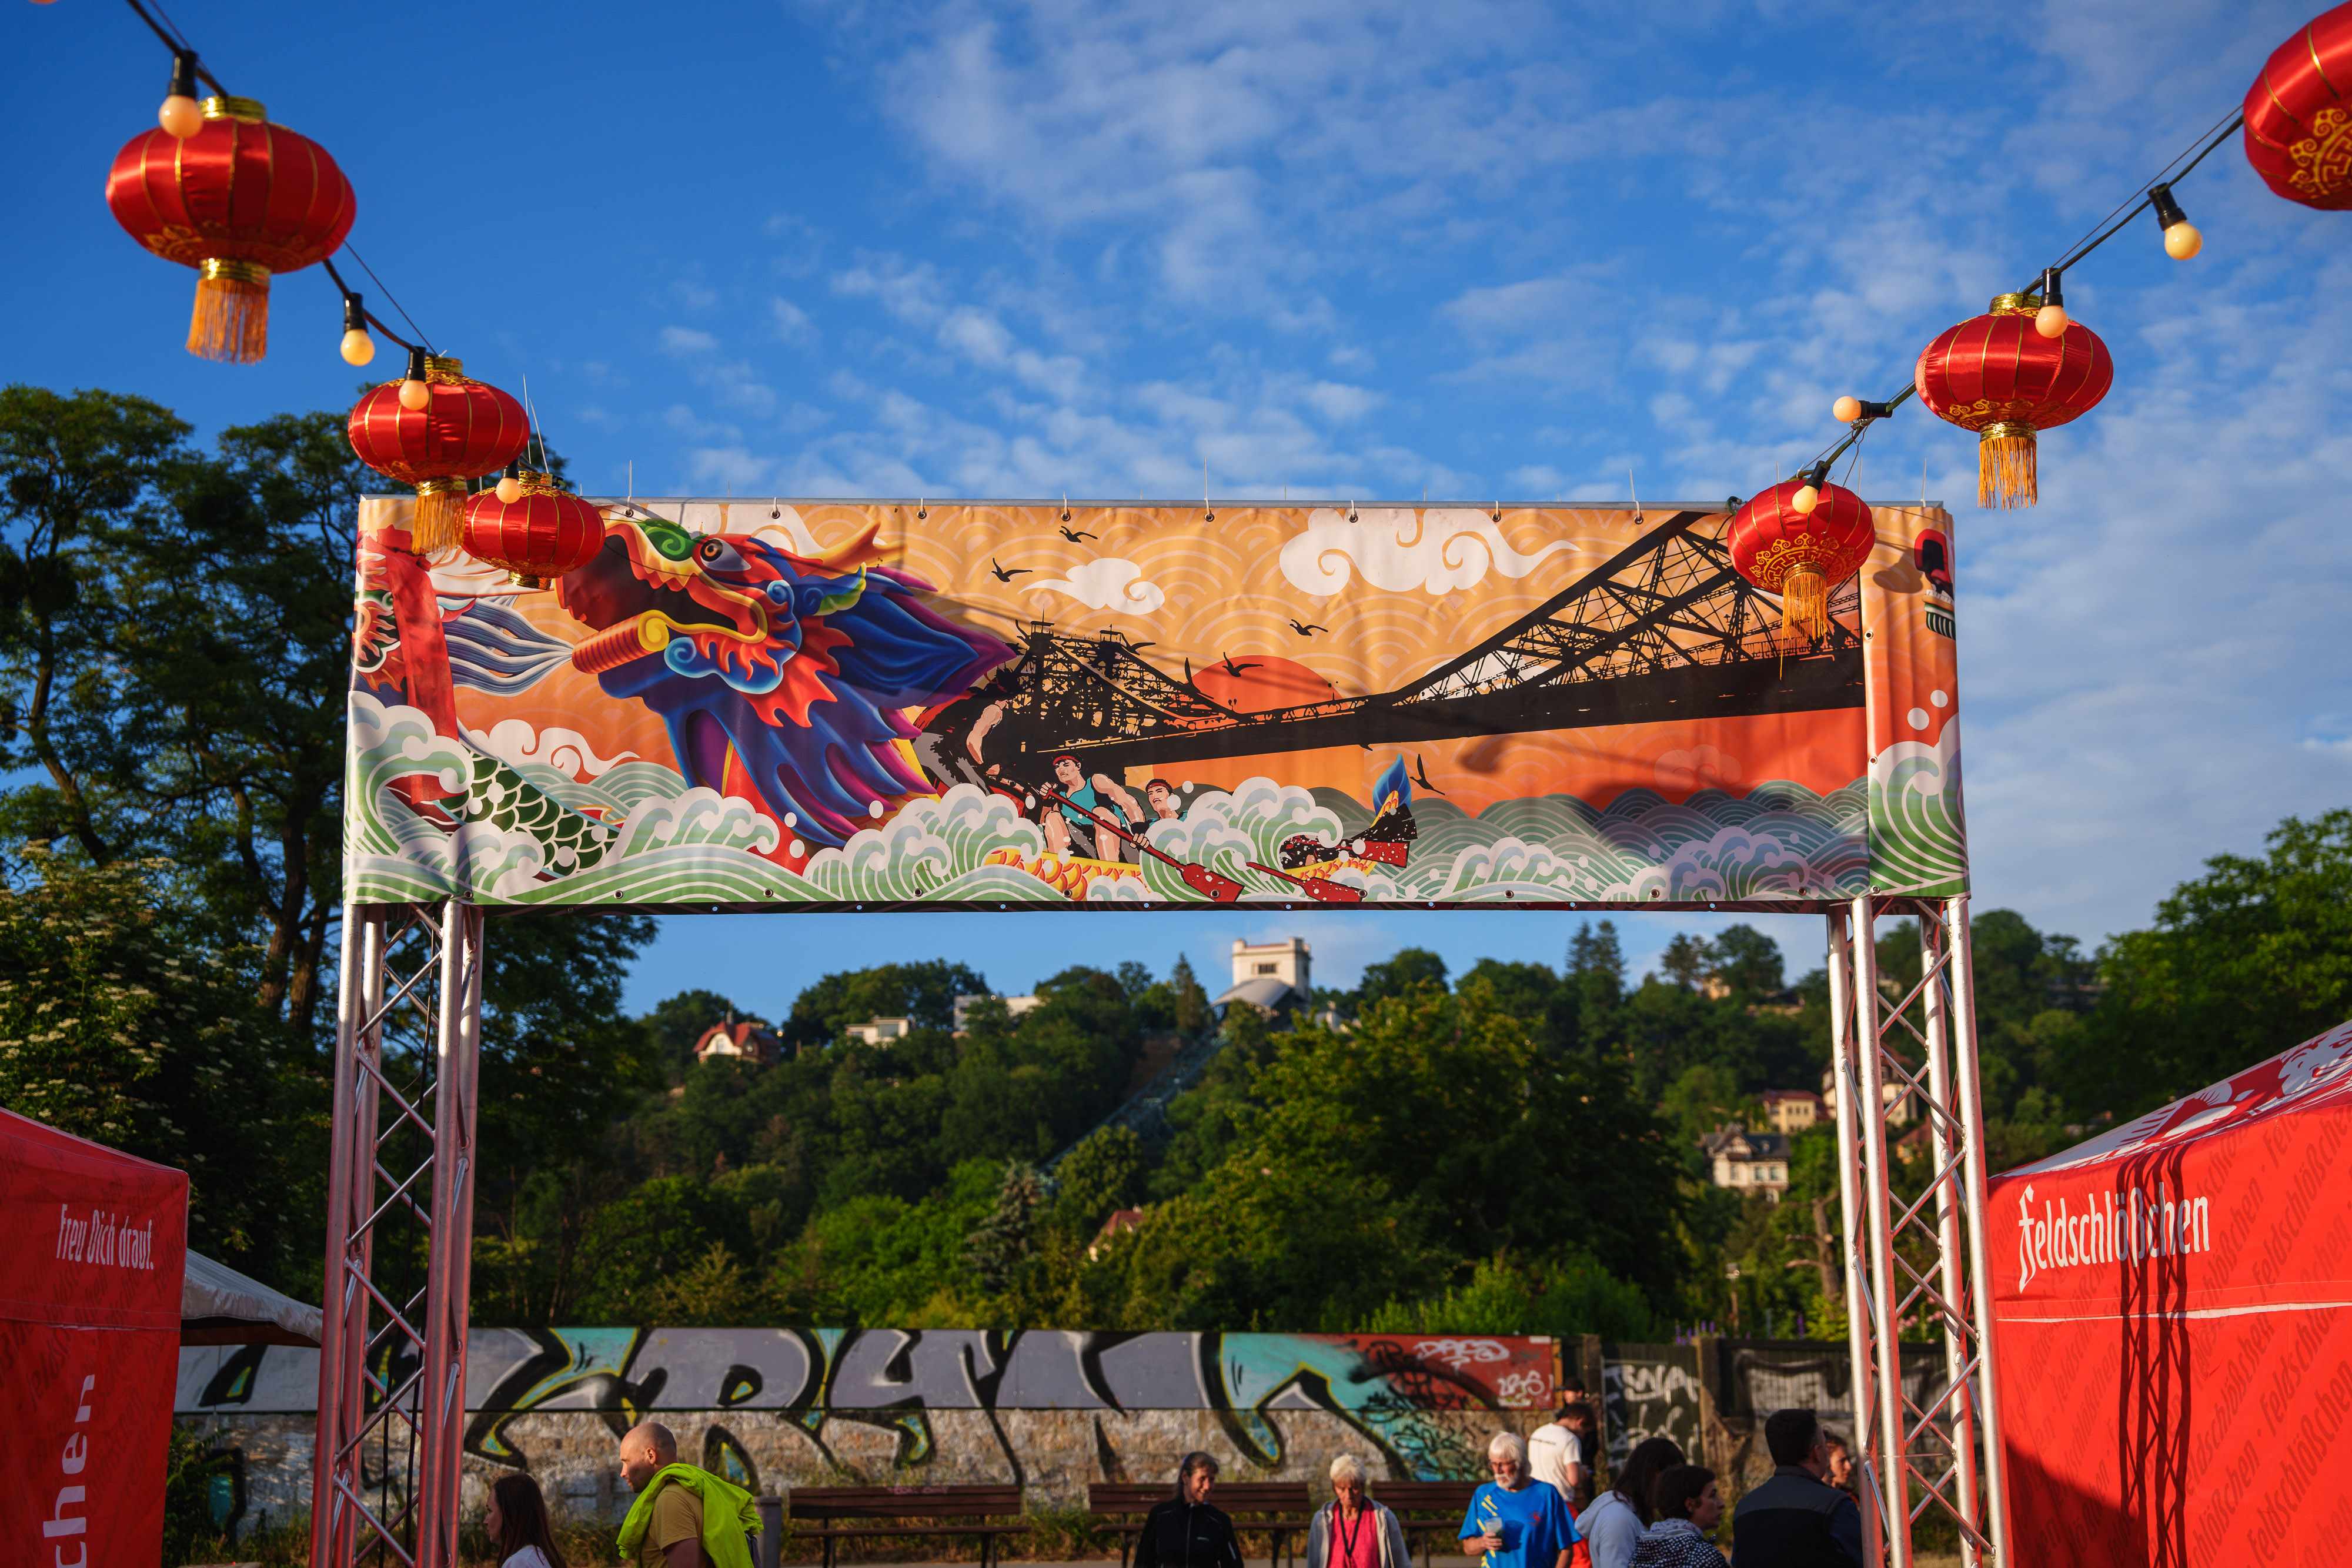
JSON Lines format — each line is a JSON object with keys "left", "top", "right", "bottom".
{"left": 1526, "top": 1400, "right": 1593, "bottom": 1510}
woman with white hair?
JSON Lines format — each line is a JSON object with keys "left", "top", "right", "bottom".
{"left": 1305, "top": 1456, "right": 1411, "bottom": 1568}
{"left": 1459, "top": 1432, "right": 1580, "bottom": 1568}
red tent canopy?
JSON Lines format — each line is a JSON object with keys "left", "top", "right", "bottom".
{"left": 1990, "top": 1017, "right": 2352, "bottom": 1567}
{"left": 1, "top": 1107, "right": 189, "bottom": 1568}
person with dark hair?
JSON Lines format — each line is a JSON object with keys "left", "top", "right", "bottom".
{"left": 1729, "top": 1410, "right": 1863, "bottom": 1568}
{"left": 486, "top": 1473, "right": 567, "bottom": 1568}
{"left": 1144, "top": 779, "right": 1186, "bottom": 821}
{"left": 1630, "top": 1466, "right": 1724, "bottom": 1568}
{"left": 1819, "top": 1436, "right": 1854, "bottom": 1497}
{"left": 1577, "top": 1437, "right": 1685, "bottom": 1568}
{"left": 1528, "top": 1402, "right": 1594, "bottom": 1509}
{"left": 1135, "top": 1453, "right": 1244, "bottom": 1568}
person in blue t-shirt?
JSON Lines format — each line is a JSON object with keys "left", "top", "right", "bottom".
{"left": 1461, "top": 1432, "right": 1583, "bottom": 1568}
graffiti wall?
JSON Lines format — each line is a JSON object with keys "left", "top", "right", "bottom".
{"left": 347, "top": 499, "right": 1966, "bottom": 912}
{"left": 176, "top": 1329, "right": 1560, "bottom": 1524}
{"left": 174, "top": 1329, "right": 1967, "bottom": 1532}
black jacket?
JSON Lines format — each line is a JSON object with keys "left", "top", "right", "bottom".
{"left": 1133, "top": 1499, "right": 1243, "bottom": 1568}
{"left": 1728, "top": 1467, "right": 1863, "bottom": 1568}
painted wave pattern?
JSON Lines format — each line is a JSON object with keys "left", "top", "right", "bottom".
{"left": 351, "top": 691, "right": 1869, "bottom": 906}
{"left": 348, "top": 691, "right": 789, "bottom": 905}
{"left": 1869, "top": 726, "right": 1969, "bottom": 896}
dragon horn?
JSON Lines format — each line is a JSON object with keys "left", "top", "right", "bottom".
{"left": 808, "top": 515, "right": 890, "bottom": 572}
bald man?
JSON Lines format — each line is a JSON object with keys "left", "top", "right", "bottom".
{"left": 618, "top": 1422, "right": 704, "bottom": 1568}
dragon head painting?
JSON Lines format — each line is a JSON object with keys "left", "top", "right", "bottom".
{"left": 554, "top": 511, "right": 1011, "bottom": 848}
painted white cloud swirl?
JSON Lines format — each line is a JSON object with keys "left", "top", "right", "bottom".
{"left": 1025, "top": 557, "right": 1167, "bottom": 614}
{"left": 1279, "top": 507, "right": 1575, "bottom": 597}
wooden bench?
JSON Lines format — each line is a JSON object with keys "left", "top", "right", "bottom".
{"left": 788, "top": 1484, "right": 1027, "bottom": 1568}
{"left": 1367, "top": 1481, "right": 1479, "bottom": 1568}
{"left": 1088, "top": 1482, "right": 1314, "bottom": 1568}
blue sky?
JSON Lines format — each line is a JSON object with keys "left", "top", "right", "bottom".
{"left": 8, "top": 0, "right": 2348, "bottom": 1014}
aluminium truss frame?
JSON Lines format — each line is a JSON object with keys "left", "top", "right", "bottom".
{"left": 311, "top": 902, "right": 485, "bottom": 1568}
{"left": 1828, "top": 894, "right": 2010, "bottom": 1568}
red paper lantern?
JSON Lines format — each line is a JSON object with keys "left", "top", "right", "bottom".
{"left": 347, "top": 357, "right": 530, "bottom": 555}
{"left": 105, "top": 95, "right": 355, "bottom": 364}
{"left": 2243, "top": 3, "right": 2352, "bottom": 208}
{"left": 1726, "top": 477, "right": 1876, "bottom": 641}
{"left": 1913, "top": 292, "right": 2112, "bottom": 509}
{"left": 460, "top": 474, "right": 609, "bottom": 588}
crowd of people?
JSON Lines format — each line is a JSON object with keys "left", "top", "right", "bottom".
{"left": 470, "top": 1405, "right": 1863, "bottom": 1568}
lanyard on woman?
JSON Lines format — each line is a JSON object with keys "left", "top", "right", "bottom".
{"left": 1335, "top": 1506, "right": 1368, "bottom": 1568}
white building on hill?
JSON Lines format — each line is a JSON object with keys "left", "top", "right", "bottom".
{"left": 1216, "top": 937, "right": 1312, "bottom": 1017}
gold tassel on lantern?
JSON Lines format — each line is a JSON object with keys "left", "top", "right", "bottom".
{"left": 1779, "top": 565, "right": 1831, "bottom": 641}
{"left": 413, "top": 477, "right": 470, "bottom": 555}
{"left": 1978, "top": 420, "right": 2039, "bottom": 509}
{"left": 189, "top": 258, "right": 270, "bottom": 363}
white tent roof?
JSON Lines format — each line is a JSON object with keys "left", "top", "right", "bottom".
{"left": 182, "top": 1249, "right": 322, "bottom": 1347}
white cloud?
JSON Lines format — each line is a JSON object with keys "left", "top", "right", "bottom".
{"left": 659, "top": 326, "right": 719, "bottom": 355}
{"left": 1278, "top": 506, "right": 1573, "bottom": 597}
{"left": 1024, "top": 557, "right": 1168, "bottom": 614}
{"left": 770, "top": 298, "right": 819, "bottom": 347}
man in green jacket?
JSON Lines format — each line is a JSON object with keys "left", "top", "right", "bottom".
{"left": 617, "top": 1422, "right": 761, "bottom": 1568}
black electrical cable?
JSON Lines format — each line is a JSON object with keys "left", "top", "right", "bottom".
{"left": 1799, "top": 105, "right": 2247, "bottom": 480}
{"left": 2029, "top": 111, "right": 2246, "bottom": 286}
{"left": 340, "top": 244, "right": 435, "bottom": 353}
{"left": 120, "top": 0, "right": 225, "bottom": 95}
{"left": 320, "top": 257, "right": 419, "bottom": 354}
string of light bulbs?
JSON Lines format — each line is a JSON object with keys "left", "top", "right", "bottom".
{"left": 1783, "top": 106, "right": 2250, "bottom": 519}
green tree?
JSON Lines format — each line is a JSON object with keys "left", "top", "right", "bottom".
{"left": 0, "top": 848, "right": 291, "bottom": 1271}
{"left": 1356, "top": 946, "right": 1449, "bottom": 1009}
{"left": 1053, "top": 1125, "right": 1146, "bottom": 1233}
{"left": 1170, "top": 953, "right": 1210, "bottom": 1034}
{"left": 0, "top": 386, "right": 191, "bottom": 861}
{"left": 115, "top": 412, "right": 366, "bottom": 1035}
{"left": 1114, "top": 979, "right": 1685, "bottom": 1328}
{"left": 781, "top": 959, "right": 987, "bottom": 1049}
{"left": 964, "top": 1160, "right": 1047, "bottom": 1293}
{"left": 2069, "top": 810, "right": 2352, "bottom": 1115}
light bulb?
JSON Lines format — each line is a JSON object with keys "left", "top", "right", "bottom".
{"left": 159, "top": 94, "right": 202, "bottom": 138}
{"left": 2033, "top": 303, "right": 2069, "bottom": 339}
{"left": 2149, "top": 184, "right": 2201, "bottom": 261}
{"left": 496, "top": 476, "right": 524, "bottom": 504}
{"left": 1832, "top": 396, "right": 1862, "bottom": 424}
{"left": 340, "top": 328, "right": 375, "bottom": 366}
{"left": 1790, "top": 484, "right": 1820, "bottom": 515}
{"left": 398, "top": 377, "right": 431, "bottom": 410}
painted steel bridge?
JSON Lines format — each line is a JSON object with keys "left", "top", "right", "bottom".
{"left": 966, "top": 509, "right": 1864, "bottom": 773}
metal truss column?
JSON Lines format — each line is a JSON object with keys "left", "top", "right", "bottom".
{"left": 416, "top": 903, "right": 485, "bottom": 1568}
{"left": 1825, "top": 908, "right": 1887, "bottom": 1568}
{"left": 1830, "top": 894, "right": 2012, "bottom": 1568}
{"left": 310, "top": 902, "right": 486, "bottom": 1568}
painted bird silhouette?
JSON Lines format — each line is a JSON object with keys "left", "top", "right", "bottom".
{"left": 1287, "top": 619, "right": 1328, "bottom": 637}
{"left": 1219, "top": 653, "right": 1262, "bottom": 678}
{"left": 1412, "top": 755, "right": 1448, "bottom": 795}
{"left": 1057, "top": 524, "right": 1097, "bottom": 542}
{"left": 988, "top": 558, "right": 1032, "bottom": 582}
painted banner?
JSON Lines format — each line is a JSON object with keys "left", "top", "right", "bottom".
{"left": 345, "top": 498, "right": 1965, "bottom": 910}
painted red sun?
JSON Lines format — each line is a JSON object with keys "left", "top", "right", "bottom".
{"left": 1194, "top": 655, "right": 1336, "bottom": 714}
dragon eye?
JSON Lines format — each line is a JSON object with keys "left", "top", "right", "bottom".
{"left": 697, "top": 540, "right": 724, "bottom": 561}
